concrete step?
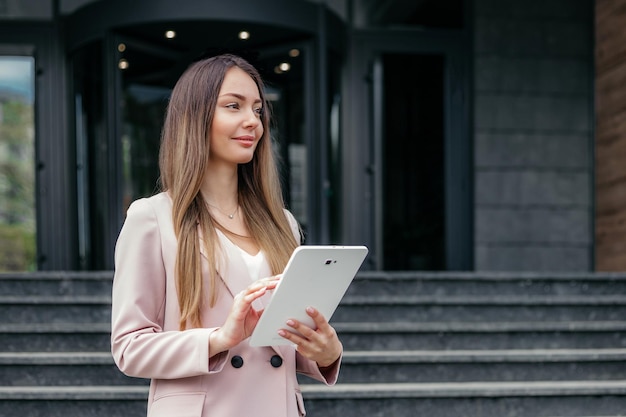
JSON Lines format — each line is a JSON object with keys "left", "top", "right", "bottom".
{"left": 2, "top": 381, "right": 626, "bottom": 417}
{"left": 334, "top": 321, "right": 626, "bottom": 350}
{"left": 8, "top": 348, "right": 625, "bottom": 387}
{"left": 301, "top": 380, "right": 626, "bottom": 417}
{"left": 316, "top": 349, "right": 626, "bottom": 384}
{"left": 0, "top": 296, "right": 111, "bottom": 323}
{"left": 4, "top": 272, "right": 626, "bottom": 298}
{"left": 0, "top": 386, "right": 147, "bottom": 417}
{"left": 0, "top": 272, "right": 113, "bottom": 296}
{"left": 3, "top": 321, "right": 625, "bottom": 352}
{"left": 0, "top": 323, "right": 109, "bottom": 352}
{"left": 0, "top": 353, "right": 148, "bottom": 386}
{"left": 333, "top": 295, "right": 626, "bottom": 322}
{"left": 4, "top": 294, "right": 626, "bottom": 324}
{"left": 347, "top": 272, "right": 626, "bottom": 298}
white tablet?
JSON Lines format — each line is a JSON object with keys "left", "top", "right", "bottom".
{"left": 249, "top": 245, "right": 369, "bottom": 347}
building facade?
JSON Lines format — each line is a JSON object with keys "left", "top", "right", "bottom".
{"left": 0, "top": 0, "right": 612, "bottom": 273}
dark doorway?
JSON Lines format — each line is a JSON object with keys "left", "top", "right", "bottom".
{"left": 382, "top": 53, "right": 445, "bottom": 270}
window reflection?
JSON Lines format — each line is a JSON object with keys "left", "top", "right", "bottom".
{"left": 0, "top": 56, "right": 36, "bottom": 271}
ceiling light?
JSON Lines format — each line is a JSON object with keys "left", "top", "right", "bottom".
{"left": 165, "top": 30, "right": 176, "bottom": 39}
{"left": 274, "top": 62, "right": 291, "bottom": 74}
{"left": 238, "top": 31, "right": 250, "bottom": 40}
{"left": 117, "top": 43, "right": 126, "bottom": 52}
{"left": 118, "top": 59, "right": 129, "bottom": 70}
{"left": 289, "top": 49, "right": 300, "bottom": 57}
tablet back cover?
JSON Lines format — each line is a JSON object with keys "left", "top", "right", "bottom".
{"left": 249, "top": 245, "right": 368, "bottom": 347}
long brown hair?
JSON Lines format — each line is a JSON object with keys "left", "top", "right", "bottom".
{"left": 159, "top": 54, "right": 298, "bottom": 330}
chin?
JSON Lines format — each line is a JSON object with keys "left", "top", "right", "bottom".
{"left": 236, "top": 155, "right": 255, "bottom": 165}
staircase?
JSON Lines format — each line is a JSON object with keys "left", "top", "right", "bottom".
{"left": 2, "top": 271, "right": 626, "bottom": 416}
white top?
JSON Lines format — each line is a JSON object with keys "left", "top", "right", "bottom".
{"left": 238, "top": 247, "right": 265, "bottom": 281}
{"left": 214, "top": 228, "right": 267, "bottom": 281}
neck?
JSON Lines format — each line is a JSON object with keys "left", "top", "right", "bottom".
{"left": 201, "top": 164, "right": 238, "bottom": 208}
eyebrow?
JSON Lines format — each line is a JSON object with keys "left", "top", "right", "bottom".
{"left": 219, "top": 93, "right": 262, "bottom": 103}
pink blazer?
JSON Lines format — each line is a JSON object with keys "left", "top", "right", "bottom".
{"left": 111, "top": 192, "right": 340, "bottom": 417}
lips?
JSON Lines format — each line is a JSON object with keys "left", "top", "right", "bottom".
{"left": 233, "top": 135, "right": 255, "bottom": 147}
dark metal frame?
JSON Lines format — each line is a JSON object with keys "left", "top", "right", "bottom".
{"left": 0, "top": 22, "right": 76, "bottom": 270}
{"left": 344, "top": 28, "right": 473, "bottom": 270}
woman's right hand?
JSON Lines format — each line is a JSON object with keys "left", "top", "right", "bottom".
{"left": 209, "top": 276, "right": 281, "bottom": 354}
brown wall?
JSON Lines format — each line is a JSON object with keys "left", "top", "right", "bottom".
{"left": 596, "top": 0, "right": 626, "bottom": 270}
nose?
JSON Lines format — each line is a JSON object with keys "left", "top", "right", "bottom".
{"left": 243, "top": 108, "right": 261, "bottom": 130}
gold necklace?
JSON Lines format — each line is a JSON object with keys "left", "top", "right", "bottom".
{"left": 206, "top": 202, "right": 239, "bottom": 219}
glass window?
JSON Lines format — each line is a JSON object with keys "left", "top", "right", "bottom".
{"left": 0, "top": 0, "right": 52, "bottom": 19}
{"left": 118, "top": 40, "right": 175, "bottom": 211}
{"left": 257, "top": 47, "right": 308, "bottom": 234}
{"left": 73, "top": 40, "right": 106, "bottom": 270}
{"left": 0, "top": 56, "right": 36, "bottom": 270}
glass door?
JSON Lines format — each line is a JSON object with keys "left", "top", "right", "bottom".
{"left": 72, "top": 33, "right": 180, "bottom": 270}
{"left": 0, "top": 51, "right": 37, "bottom": 270}
{"left": 255, "top": 42, "right": 312, "bottom": 237}
{"left": 115, "top": 34, "right": 180, "bottom": 212}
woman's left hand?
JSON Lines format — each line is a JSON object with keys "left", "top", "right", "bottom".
{"left": 278, "top": 307, "right": 342, "bottom": 368}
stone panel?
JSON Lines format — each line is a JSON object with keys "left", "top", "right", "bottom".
{"left": 473, "top": 0, "right": 592, "bottom": 271}
{"left": 475, "top": 207, "right": 590, "bottom": 244}
{"left": 475, "top": 132, "right": 590, "bottom": 169}
{"left": 475, "top": 171, "right": 590, "bottom": 206}
{"left": 475, "top": 0, "right": 590, "bottom": 19}
{"left": 475, "top": 18, "right": 590, "bottom": 57}
{"left": 475, "top": 245, "right": 591, "bottom": 271}
{"left": 475, "top": 57, "right": 590, "bottom": 95}
{"left": 475, "top": 95, "right": 590, "bottom": 131}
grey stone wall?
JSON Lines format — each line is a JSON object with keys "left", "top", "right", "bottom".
{"left": 473, "top": 0, "right": 593, "bottom": 271}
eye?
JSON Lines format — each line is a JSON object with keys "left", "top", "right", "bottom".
{"left": 254, "top": 107, "right": 263, "bottom": 117}
{"left": 225, "top": 103, "right": 240, "bottom": 110}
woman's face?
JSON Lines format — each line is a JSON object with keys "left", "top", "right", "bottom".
{"left": 209, "top": 66, "right": 264, "bottom": 167}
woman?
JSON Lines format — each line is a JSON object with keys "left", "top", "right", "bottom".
{"left": 111, "top": 54, "right": 343, "bottom": 417}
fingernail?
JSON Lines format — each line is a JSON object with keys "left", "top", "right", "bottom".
{"left": 306, "top": 307, "right": 315, "bottom": 313}
{"left": 286, "top": 319, "right": 295, "bottom": 326}
{"left": 277, "top": 330, "right": 285, "bottom": 336}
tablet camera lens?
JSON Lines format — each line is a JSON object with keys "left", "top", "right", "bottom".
{"left": 325, "top": 259, "right": 332, "bottom": 265}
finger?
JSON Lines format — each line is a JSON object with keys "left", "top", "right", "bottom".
{"left": 243, "top": 286, "right": 267, "bottom": 303}
{"left": 264, "top": 276, "right": 281, "bottom": 289}
{"left": 305, "top": 307, "right": 332, "bottom": 332}
{"left": 260, "top": 274, "right": 281, "bottom": 283}
{"left": 233, "top": 288, "right": 265, "bottom": 316}
{"left": 250, "top": 277, "right": 279, "bottom": 292}
{"left": 286, "top": 318, "right": 318, "bottom": 340}
{"left": 277, "top": 328, "right": 307, "bottom": 347}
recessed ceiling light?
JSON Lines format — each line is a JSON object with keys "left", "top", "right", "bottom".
{"left": 238, "top": 31, "right": 250, "bottom": 40}
{"left": 165, "top": 30, "right": 176, "bottom": 39}
{"left": 289, "top": 49, "right": 300, "bottom": 57}
{"left": 117, "top": 43, "right": 126, "bottom": 52}
{"left": 118, "top": 59, "right": 129, "bottom": 70}
{"left": 274, "top": 62, "right": 291, "bottom": 74}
